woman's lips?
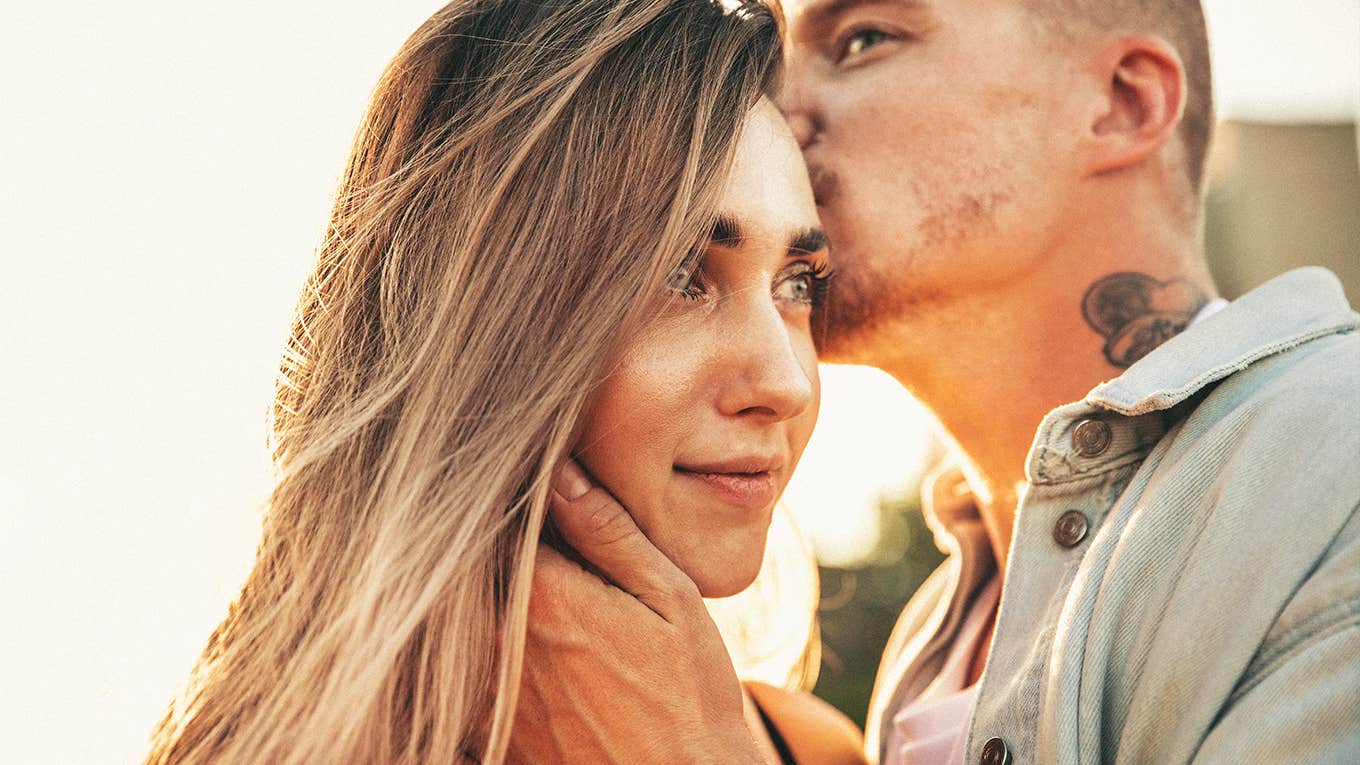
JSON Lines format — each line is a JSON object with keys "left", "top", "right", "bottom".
{"left": 673, "top": 467, "right": 777, "bottom": 511}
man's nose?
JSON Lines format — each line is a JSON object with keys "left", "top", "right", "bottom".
{"left": 777, "top": 57, "right": 816, "bottom": 149}
{"left": 774, "top": 64, "right": 818, "bottom": 150}
{"left": 715, "top": 302, "right": 815, "bottom": 423}
{"left": 784, "top": 112, "right": 816, "bottom": 150}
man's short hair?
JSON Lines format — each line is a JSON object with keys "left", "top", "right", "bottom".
{"left": 1031, "top": 1, "right": 1214, "bottom": 192}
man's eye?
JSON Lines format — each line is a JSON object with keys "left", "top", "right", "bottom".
{"left": 841, "top": 28, "right": 888, "bottom": 60}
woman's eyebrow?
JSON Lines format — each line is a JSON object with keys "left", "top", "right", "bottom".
{"left": 710, "top": 214, "right": 744, "bottom": 246}
{"left": 788, "top": 227, "right": 828, "bottom": 256}
{"left": 707, "top": 215, "right": 826, "bottom": 255}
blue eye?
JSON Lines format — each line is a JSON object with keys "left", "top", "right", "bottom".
{"left": 666, "top": 263, "right": 706, "bottom": 301}
{"left": 665, "top": 264, "right": 692, "bottom": 290}
{"left": 776, "top": 274, "right": 815, "bottom": 303}
{"left": 775, "top": 263, "right": 834, "bottom": 307}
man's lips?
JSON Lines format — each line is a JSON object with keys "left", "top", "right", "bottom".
{"left": 807, "top": 163, "right": 839, "bottom": 207}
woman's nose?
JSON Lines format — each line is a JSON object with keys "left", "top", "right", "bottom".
{"left": 715, "top": 303, "right": 815, "bottom": 423}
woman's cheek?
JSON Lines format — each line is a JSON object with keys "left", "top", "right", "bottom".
{"left": 786, "top": 321, "right": 823, "bottom": 459}
{"left": 574, "top": 320, "right": 709, "bottom": 533}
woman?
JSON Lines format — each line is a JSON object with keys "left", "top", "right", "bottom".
{"left": 146, "top": 1, "right": 861, "bottom": 762}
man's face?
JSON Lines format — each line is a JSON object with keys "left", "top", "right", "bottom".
{"left": 779, "top": 0, "right": 1078, "bottom": 361}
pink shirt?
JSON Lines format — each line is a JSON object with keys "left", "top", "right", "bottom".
{"left": 883, "top": 576, "right": 1001, "bottom": 765}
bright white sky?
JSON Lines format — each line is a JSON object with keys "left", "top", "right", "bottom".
{"left": 0, "top": 2, "right": 1355, "bottom": 762}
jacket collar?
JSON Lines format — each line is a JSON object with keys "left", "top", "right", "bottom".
{"left": 1087, "top": 267, "right": 1360, "bottom": 417}
{"left": 934, "top": 268, "right": 1359, "bottom": 511}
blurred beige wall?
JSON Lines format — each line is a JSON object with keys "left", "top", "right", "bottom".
{"left": 1205, "top": 121, "right": 1360, "bottom": 302}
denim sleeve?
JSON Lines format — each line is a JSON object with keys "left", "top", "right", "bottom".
{"left": 1192, "top": 623, "right": 1360, "bottom": 764}
{"left": 1193, "top": 500, "right": 1360, "bottom": 764}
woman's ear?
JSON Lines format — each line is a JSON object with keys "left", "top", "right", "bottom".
{"left": 1081, "top": 35, "right": 1187, "bottom": 177}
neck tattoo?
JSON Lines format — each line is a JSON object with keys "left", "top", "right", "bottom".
{"left": 1081, "top": 272, "right": 1208, "bottom": 368}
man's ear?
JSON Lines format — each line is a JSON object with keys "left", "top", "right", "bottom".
{"left": 1081, "top": 35, "right": 1186, "bottom": 177}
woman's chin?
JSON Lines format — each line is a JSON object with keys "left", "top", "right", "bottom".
{"left": 686, "top": 549, "right": 766, "bottom": 599}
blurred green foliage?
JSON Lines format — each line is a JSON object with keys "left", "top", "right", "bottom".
{"left": 811, "top": 487, "right": 945, "bottom": 727}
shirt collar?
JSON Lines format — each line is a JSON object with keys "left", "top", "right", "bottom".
{"left": 920, "top": 466, "right": 995, "bottom": 572}
{"left": 1188, "top": 297, "right": 1230, "bottom": 328}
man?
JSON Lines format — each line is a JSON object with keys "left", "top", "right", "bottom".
{"left": 517, "top": 1, "right": 1360, "bottom": 762}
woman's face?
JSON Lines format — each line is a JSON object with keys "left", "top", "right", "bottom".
{"left": 577, "top": 99, "right": 826, "bottom": 598}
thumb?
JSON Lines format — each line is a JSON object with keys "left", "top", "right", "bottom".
{"left": 549, "top": 459, "right": 701, "bottom": 621}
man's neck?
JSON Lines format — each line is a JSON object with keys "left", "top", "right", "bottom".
{"left": 873, "top": 212, "right": 1215, "bottom": 574}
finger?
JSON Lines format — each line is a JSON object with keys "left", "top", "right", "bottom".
{"left": 527, "top": 542, "right": 578, "bottom": 620}
{"left": 530, "top": 540, "right": 616, "bottom": 601}
{"left": 527, "top": 543, "right": 614, "bottom": 638}
{"left": 549, "top": 459, "right": 701, "bottom": 620}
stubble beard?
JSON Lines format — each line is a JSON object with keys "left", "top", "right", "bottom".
{"left": 812, "top": 256, "right": 899, "bottom": 363}
{"left": 812, "top": 189, "right": 1005, "bottom": 365}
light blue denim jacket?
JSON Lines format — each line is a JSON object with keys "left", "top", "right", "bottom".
{"left": 865, "top": 268, "right": 1360, "bottom": 764}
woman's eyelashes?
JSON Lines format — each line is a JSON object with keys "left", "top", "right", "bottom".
{"left": 665, "top": 259, "right": 833, "bottom": 308}
{"left": 776, "top": 261, "right": 834, "bottom": 308}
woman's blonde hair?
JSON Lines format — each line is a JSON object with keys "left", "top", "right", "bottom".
{"left": 145, "top": 1, "right": 782, "bottom": 762}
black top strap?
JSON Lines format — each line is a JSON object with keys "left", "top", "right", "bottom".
{"left": 750, "top": 690, "right": 798, "bottom": 765}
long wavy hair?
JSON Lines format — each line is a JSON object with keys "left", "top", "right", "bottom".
{"left": 144, "top": 2, "right": 785, "bottom": 762}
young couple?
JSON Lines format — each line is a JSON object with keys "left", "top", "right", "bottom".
{"left": 148, "top": 0, "right": 1360, "bottom": 763}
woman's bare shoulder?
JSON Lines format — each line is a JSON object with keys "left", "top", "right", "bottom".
{"left": 743, "top": 681, "right": 868, "bottom": 765}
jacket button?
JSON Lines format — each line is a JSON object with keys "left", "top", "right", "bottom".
{"left": 980, "top": 737, "right": 1012, "bottom": 765}
{"left": 1054, "top": 510, "right": 1090, "bottom": 547}
{"left": 1072, "top": 418, "right": 1113, "bottom": 457}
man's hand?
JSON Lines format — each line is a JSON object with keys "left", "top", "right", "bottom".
{"left": 508, "top": 460, "right": 766, "bottom": 764}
